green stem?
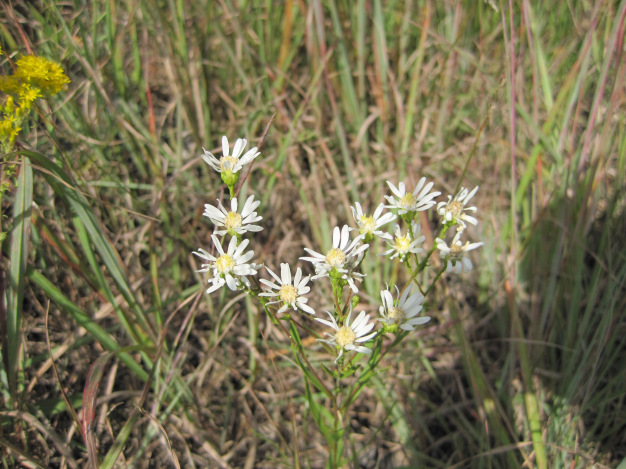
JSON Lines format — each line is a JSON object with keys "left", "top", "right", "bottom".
{"left": 341, "top": 332, "right": 404, "bottom": 413}
{"left": 425, "top": 264, "right": 448, "bottom": 296}
{"left": 262, "top": 302, "right": 334, "bottom": 399}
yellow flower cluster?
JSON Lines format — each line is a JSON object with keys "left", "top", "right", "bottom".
{"left": 0, "top": 51, "right": 70, "bottom": 151}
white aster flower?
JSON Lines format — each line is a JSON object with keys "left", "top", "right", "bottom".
{"left": 203, "top": 195, "right": 263, "bottom": 237}
{"left": 437, "top": 186, "right": 479, "bottom": 227}
{"left": 383, "top": 221, "right": 425, "bottom": 261}
{"left": 350, "top": 202, "right": 396, "bottom": 241}
{"left": 193, "top": 235, "right": 260, "bottom": 293}
{"left": 300, "top": 225, "right": 369, "bottom": 292}
{"left": 202, "top": 135, "right": 260, "bottom": 174}
{"left": 315, "top": 307, "right": 377, "bottom": 362}
{"left": 385, "top": 178, "right": 441, "bottom": 215}
{"left": 435, "top": 230, "right": 484, "bottom": 273}
{"left": 379, "top": 286, "right": 430, "bottom": 331}
{"left": 259, "top": 263, "right": 315, "bottom": 315}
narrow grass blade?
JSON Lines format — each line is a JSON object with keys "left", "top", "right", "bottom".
{"left": 28, "top": 267, "right": 149, "bottom": 381}
{"left": 6, "top": 157, "right": 33, "bottom": 402}
{"left": 23, "top": 150, "right": 155, "bottom": 345}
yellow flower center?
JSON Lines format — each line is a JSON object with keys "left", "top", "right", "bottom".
{"left": 279, "top": 284, "right": 298, "bottom": 304}
{"left": 446, "top": 200, "right": 463, "bottom": 217}
{"left": 388, "top": 307, "right": 406, "bottom": 324}
{"left": 335, "top": 326, "right": 356, "bottom": 348}
{"left": 224, "top": 211, "right": 242, "bottom": 230}
{"left": 220, "top": 155, "right": 239, "bottom": 171}
{"left": 215, "top": 254, "right": 235, "bottom": 274}
{"left": 359, "top": 215, "right": 376, "bottom": 234}
{"left": 399, "top": 193, "right": 416, "bottom": 210}
{"left": 394, "top": 235, "right": 411, "bottom": 253}
{"left": 449, "top": 243, "right": 463, "bottom": 259}
{"left": 325, "top": 248, "right": 346, "bottom": 267}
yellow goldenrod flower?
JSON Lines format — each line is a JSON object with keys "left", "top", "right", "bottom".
{"left": 13, "top": 55, "right": 70, "bottom": 97}
{"left": 0, "top": 76, "right": 22, "bottom": 97}
{"left": 0, "top": 118, "right": 20, "bottom": 144}
{"left": 18, "top": 83, "right": 42, "bottom": 108}
{"left": 0, "top": 52, "right": 70, "bottom": 151}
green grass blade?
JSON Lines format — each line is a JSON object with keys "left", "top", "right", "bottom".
{"left": 27, "top": 267, "right": 148, "bottom": 381}
{"left": 6, "top": 157, "right": 33, "bottom": 402}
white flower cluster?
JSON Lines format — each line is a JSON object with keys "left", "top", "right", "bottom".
{"left": 435, "top": 186, "right": 484, "bottom": 273}
{"left": 193, "top": 136, "right": 262, "bottom": 294}
{"left": 194, "top": 135, "right": 484, "bottom": 363}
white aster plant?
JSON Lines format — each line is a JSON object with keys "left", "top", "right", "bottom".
{"left": 436, "top": 230, "right": 485, "bottom": 273}
{"left": 203, "top": 194, "right": 263, "bottom": 238}
{"left": 379, "top": 286, "right": 431, "bottom": 331}
{"left": 193, "top": 235, "right": 260, "bottom": 294}
{"left": 315, "top": 307, "right": 377, "bottom": 363}
{"left": 260, "top": 263, "right": 315, "bottom": 315}
{"left": 202, "top": 135, "right": 260, "bottom": 196}
{"left": 300, "top": 224, "right": 369, "bottom": 293}
{"left": 383, "top": 221, "right": 426, "bottom": 262}
{"left": 385, "top": 177, "right": 441, "bottom": 217}
{"left": 437, "top": 185, "right": 479, "bottom": 228}
{"left": 350, "top": 202, "right": 396, "bottom": 242}
{"left": 193, "top": 131, "right": 486, "bottom": 466}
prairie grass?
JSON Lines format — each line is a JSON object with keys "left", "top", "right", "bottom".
{"left": 1, "top": 0, "right": 625, "bottom": 468}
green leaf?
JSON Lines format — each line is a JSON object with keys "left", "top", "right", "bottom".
{"left": 6, "top": 157, "right": 33, "bottom": 402}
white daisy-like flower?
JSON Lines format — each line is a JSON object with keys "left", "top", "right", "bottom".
{"left": 435, "top": 230, "right": 484, "bottom": 273}
{"left": 437, "top": 186, "right": 479, "bottom": 227}
{"left": 350, "top": 202, "right": 396, "bottom": 241}
{"left": 259, "top": 263, "right": 315, "bottom": 315}
{"left": 203, "top": 195, "right": 263, "bottom": 237}
{"left": 202, "top": 135, "right": 260, "bottom": 174}
{"left": 315, "top": 307, "right": 377, "bottom": 362}
{"left": 193, "top": 235, "right": 260, "bottom": 293}
{"left": 300, "top": 225, "right": 369, "bottom": 292}
{"left": 379, "top": 286, "right": 431, "bottom": 331}
{"left": 385, "top": 178, "right": 441, "bottom": 215}
{"left": 383, "top": 221, "right": 425, "bottom": 261}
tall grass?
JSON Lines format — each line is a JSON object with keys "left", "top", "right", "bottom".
{"left": 1, "top": 0, "right": 624, "bottom": 467}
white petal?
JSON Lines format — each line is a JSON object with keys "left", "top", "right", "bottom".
{"left": 302, "top": 248, "right": 325, "bottom": 259}
{"left": 462, "top": 214, "right": 479, "bottom": 225}
{"left": 193, "top": 248, "right": 215, "bottom": 262}
{"left": 350, "top": 310, "right": 368, "bottom": 331}
{"left": 232, "top": 138, "right": 246, "bottom": 158}
{"left": 234, "top": 238, "right": 250, "bottom": 257}
{"left": 260, "top": 278, "right": 280, "bottom": 290}
{"left": 464, "top": 186, "right": 479, "bottom": 203}
{"left": 212, "top": 235, "right": 226, "bottom": 255}
{"left": 339, "top": 225, "right": 351, "bottom": 250}
{"left": 221, "top": 136, "right": 229, "bottom": 156}
{"left": 239, "top": 147, "right": 259, "bottom": 166}
{"left": 315, "top": 317, "right": 337, "bottom": 329}
{"left": 206, "top": 278, "right": 225, "bottom": 294}
{"left": 464, "top": 241, "right": 485, "bottom": 251}
{"left": 237, "top": 250, "right": 255, "bottom": 264}
{"left": 264, "top": 265, "right": 283, "bottom": 284}
{"left": 412, "top": 177, "right": 427, "bottom": 195}
{"left": 241, "top": 196, "right": 259, "bottom": 217}
{"left": 225, "top": 274, "right": 238, "bottom": 290}
{"left": 297, "top": 301, "right": 316, "bottom": 315}
{"left": 293, "top": 267, "right": 303, "bottom": 286}
{"left": 348, "top": 345, "right": 372, "bottom": 354}
{"left": 355, "top": 319, "right": 375, "bottom": 337}
{"left": 355, "top": 330, "right": 377, "bottom": 342}
{"left": 280, "top": 263, "right": 291, "bottom": 285}
{"left": 405, "top": 316, "right": 431, "bottom": 326}
{"left": 381, "top": 290, "right": 394, "bottom": 311}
